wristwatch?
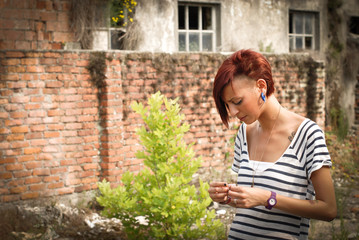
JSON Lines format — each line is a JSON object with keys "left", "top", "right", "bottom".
{"left": 265, "top": 191, "right": 277, "bottom": 210}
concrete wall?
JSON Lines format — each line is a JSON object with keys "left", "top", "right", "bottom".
{"left": 134, "top": 0, "right": 329, "bottom": 57}
{"left": 0, "top": 50, "right": 325, "bottom": 203}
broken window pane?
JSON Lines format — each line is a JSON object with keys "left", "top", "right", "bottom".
{"left": 178, "top": 5, "right": 185, "bottom": 29}
{"left": 202, "top": 33, "right": 212, "bottom": 51}
{"left": 289, "top": 12, "right": 293, "bottom": 33}
{"left": 295, "top": 37, "right": 303, "bottom": 49}
{"left": 202, "top": 7, "right": 212, "bottom": 30}
{"left": 179, "top": 33, "right": 186, "bottom": 51}
{"left": 111, "top": 29, "right": 125, "bottom": 49}
{"left": 349, "top": 16, "right": 359, "bottom": 34}
{"left": 189, "top": 6, "right": 199, "bottom": 29}
{"left": 189, "top": 33, "right": 199, "bottom": 51}
{"left": 289, "top": 36, "right": 294, "bottom": 50}
{"left": 305, "top": 37, "right": 312, "bottom": 49}
{"left": 305, "top": 15, "right": 313, "bottom": 34}
{"left": 294, "top": 14, "right": 303, "bottom": 34}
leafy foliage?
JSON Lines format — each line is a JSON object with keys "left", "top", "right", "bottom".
{"left": 97, "top": 92, "right": 225, "bottom": 239}
{"left": 111, "top": 0, "right": 137, "bottom": 27}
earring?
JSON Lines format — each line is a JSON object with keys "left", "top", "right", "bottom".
{"left": 261, "top": 92, "right": 266, "bottom": 102}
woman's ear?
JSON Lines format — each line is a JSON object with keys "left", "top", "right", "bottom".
{"left": 256, "top": 79, "right": 267, "bottom": 94}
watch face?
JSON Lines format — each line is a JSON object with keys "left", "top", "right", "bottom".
{"left": 269, "top": 198, "right": 276, "bottom": 205}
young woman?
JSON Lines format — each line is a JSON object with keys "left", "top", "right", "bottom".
{"left": 208, "top": 49, "right": 337, "bottom": 240}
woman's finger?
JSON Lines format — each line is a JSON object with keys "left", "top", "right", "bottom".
{"left": 209, "top": 182, "right": 228, "bottom": 187}
{"left": 208, "top": 186, "right": 229, "bottom": 193}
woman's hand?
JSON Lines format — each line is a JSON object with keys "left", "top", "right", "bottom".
{"left": 228, "top": 185, "right": 270, "bottom": 208}
{"left": 208, "top": 182, "right": 230, "bottom": 203}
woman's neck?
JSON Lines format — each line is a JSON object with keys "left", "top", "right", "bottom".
{"left": 257, "top": 96, "right": 282, "bottom": 132}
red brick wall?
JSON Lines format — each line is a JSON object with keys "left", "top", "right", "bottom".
{"left": 0, "top": 50, "right": 325, "bottom": 203}
{"left": 0, "top": 0, "right": 73, "bottom": 50}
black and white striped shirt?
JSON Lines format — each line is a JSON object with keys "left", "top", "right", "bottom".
{"left": 229, "top": 118, "right": 332, "bottom": 240}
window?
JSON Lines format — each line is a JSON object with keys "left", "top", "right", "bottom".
{"left": 92, "top": 3, "right": 134, "bottom": 50}
{"left": 349, "top": 16, "right": 359, "bottom": 35}
{"left": 178, "top": 3, "right": 219, "bottom": 52}
{"left": 289, "top": 11, "right": 319, "bottom": 51}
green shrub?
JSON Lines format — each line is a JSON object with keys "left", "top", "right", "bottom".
{"left": 97, "top": 92, "right": 225, "bottom": 240}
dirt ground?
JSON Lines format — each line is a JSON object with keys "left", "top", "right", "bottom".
{"left": 0, "top": 170, "right": 358, "bottom": 240}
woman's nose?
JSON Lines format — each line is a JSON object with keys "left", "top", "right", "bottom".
{"left": 228, "top": 104, "right": 239, "bottom": 117}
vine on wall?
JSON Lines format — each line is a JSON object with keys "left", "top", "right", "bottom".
{"left": 326, "top": 0, "right": 348, "bottom": 137}
{"left": 70, "top": 0, "right": 138, "bottom": 49}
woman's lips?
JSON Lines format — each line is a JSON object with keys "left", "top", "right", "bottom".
{"left": 239, "top": 116, "right": 246, "bottom": 121}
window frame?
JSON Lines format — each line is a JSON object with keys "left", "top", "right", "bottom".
{"left": 177, "top": 2, "right": 219, "bottom": 52}
{"left": 289, "top": 10, "right": 319, "bottom": 52}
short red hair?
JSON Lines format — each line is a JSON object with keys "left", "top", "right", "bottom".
{"left": 213, "top": 49, "right": 274, "bottom": 127}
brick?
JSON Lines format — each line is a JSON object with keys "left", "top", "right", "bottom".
{"left": 2, "top": 59, "right": 20, "bottom": 66}
{"left": 46, "top": 66, "right": 62, "bottom": 72}
{"left": 46, "top": 81, "right": 63, "bottom": 88}
{"left": 79, "top": 171, "right": 95, "bottom": 178}
{"left": 82, "top": 177, "right": 97, "bottom": 184}
{"left": 44, "top": 176, "right": 60, "bottom": 182}
{"left": 51, "top": 167, "right": 67, "bottom": 174}
{"left": 10, "top": 186, "right": 27, "bottom": 194}
{"left": 61, "top": 116, "right": 76, "bottom": 122}
{"left": 25, "top": 177, "right": 42, "bottom": 184}
{"left": 37, "top": 153, "right": 53, "bottom": 161}
{"left": 43, "top": 146, "right": 58, "bottom": 152}
{"left": 57, "top": 187, "right": 74, "bottom": 195}
{"left": 0, "top": 188, "right": 9, "bottom": 195}
{"left": 24, "top": 147, "right": 41, "bottom": 155}
{"left": 27, "top": 66, "right": 44, "bottom": 73}
{"left": 83, "top": 163, "right": 98, "bottom": 170}
{"left": 5, "top": 52, "right": 25, "bottom": 58}
{"left": 26, "top": 132, "right": 42, "bottom": 140}
{"left": 33, "top": 169, "right": 50, "bottom": 176}
{"left": 0, "top": 172, "right": 12, "bottom": 179}
{"left": 30, "top": 184, "right": 46, "bottom": 191}
{"left": 25, "top": 118, "right": 42, "bottom": 125}
{"left": 13, "top": 171, "right": 31, "bottom": 178}
{"left": 30, "top": 139, "right": 47, "bottom": 146}
{"left": 11, "top": 141, "right": 29, "bottom": 148}
{"left": 11, "top": 126, "right": 28, "bottom": 133}
{"left": 66, "top": 178, "right": 81, "bottom": 185}
{"left": 75, "top": 185, "right": 91, "bottom": 193}
{"left": 25, "top": 162, "right": 42, "bottom": 169}
{"left": 2, "top": 195, "right": 20, "bottom": 202}
{"left": 10, "top": 111, "right": 27, "bottom": 118}
{"left": 44, "top": 131, "right": 60, "bottom": 138}
{"left": 47, "top": 124, "right": 64, "bottom": 130}
{"left": 8, "top": 179, "right": 24, "bottom": 187}
{"left": 68, "top": 166, "right": 82, "bottom": 172}
{"left": 18, "top": 155, "right": 35, "bottom": 162}
{"left": 0, "top": 157, "right": 15, "bottom": 164}
{"left": 11, "top": 96, "right": 30, "bottom": 103}
{"left": 2, "top": 74, "right": 19, "bottom": 81}
{"left": 25, "top": 103, "right": 41, "bottom": 110}
{"left": 21, "top": 58, "right": 39, "bottom": 65}
{"left": 6, "top": 134, "right": 24, "bottom": 141}
{"left": 30, "top": 125, "right": 46, "bottom": 132}
{"left": 15, "top": 41, "right": 31, "bottom": 49}
{"left": 30, "top": 96, "right": 45, "bottom": 102}
{"left": 21, "top": 192, "right": 39, "bottom": 200}
{"left": 65, "top": 123, "right": 82, "bottom": 130}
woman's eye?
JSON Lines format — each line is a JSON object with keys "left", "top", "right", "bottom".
{"left": 234, "top": 100, "right": 242, "bottom": 105}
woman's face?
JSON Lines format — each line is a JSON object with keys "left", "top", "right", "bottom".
{"left": 222, "top": 75, "right": 262, "bottom": 124}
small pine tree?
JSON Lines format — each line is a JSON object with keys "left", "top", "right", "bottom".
{"left": 97, "top": 92, "right": 225, "bottom": 240}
